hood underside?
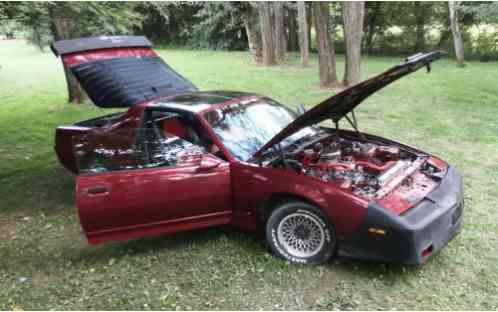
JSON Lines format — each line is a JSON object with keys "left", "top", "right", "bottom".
{"left": 253, "top": 51, "right": 446, "bottom": 158}
{"left": 51, "top": 36, "right": 198, "bottom": 108}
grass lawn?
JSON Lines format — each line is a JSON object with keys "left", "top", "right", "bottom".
{"left": 1, "top": 39, "right": 497, "bottom": 310}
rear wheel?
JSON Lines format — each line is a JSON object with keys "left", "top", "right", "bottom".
{"left": 265, "top": 201, "right": 336, "bottom": 264}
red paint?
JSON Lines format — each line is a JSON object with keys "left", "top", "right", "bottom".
{"left": 77, "top": 154, "right": 232, "bottom": 242}
{"left": 55, "top": 100, "right": 447, "bottom": 244}
{"left": 378, "top": 171, "right": 438, "bottom": 215}
{"left": 229, "top": 161, "right": 369, "bottom": 237}
{"left": 63, "top": 47, "right": 157, "bottom": 67}
{"left": 52, "top": 44, "right": 449, "bottom": 247}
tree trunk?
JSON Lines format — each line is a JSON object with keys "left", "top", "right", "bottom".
{"left": 52, "top": 17, "right": 87, "bottom": 103}
{"left": 313, "top": 2, "right": 338, "bottom": 87}
{"left": 258, "top": 2, "right": 277, "bottom": 66}
{"left": 287, "top": 7, "right": 299, "bottom": 52}
{"left": 342, "top": 1, "right": 365, "bottom": 87}
{"left": 414, "top": 2, "right": 426, "bottom": 52}
{"left": 243, "top": 5, "right": 262, "bottom": 64}
{"left": 364, "top": 2, "right": 380, "bottom": 55}
{"left": 449, "top": 1, "right": 465, "bottom": 67}
{"left": 273, "top": 2, "right": 286, "bottom": 62}
{"left": 306, "top": 4, "right": 312, "bottom": 51}
{"left": 281, "top": 5, "right": 288, "bottom": 54}
{"left": 297, "top": 1, "right": 309, "bottom": 66}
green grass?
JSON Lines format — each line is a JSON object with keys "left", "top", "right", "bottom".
{"left": 1, "top": 39, "right": 497, "bottom": 310}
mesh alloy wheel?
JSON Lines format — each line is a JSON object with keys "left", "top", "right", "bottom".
{"left": 265, "top": 201, "right": 336, "bottom": 264}
{"left": 277, "top": 212, "right": 325, "bottom": 258}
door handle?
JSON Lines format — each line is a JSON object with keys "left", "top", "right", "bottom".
{"left": 87, "top": 186, "right": 109, "bottom": 196}
{"left": 196, "top": 157, "right": 221, "bottom": 173}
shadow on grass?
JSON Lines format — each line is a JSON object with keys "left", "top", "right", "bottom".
{"left": 0, "top": 165, "right": 75, "bottom": 215}
{"left": 67, "top": 226, "right": 264, "bottom": 265}
{"left": 334, "top": 254, "right": 423, "bottom": 278}
{"left": 65, "top": 222, "right": 422, "bottom": 283}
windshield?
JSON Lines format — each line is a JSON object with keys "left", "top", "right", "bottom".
{"left": 203, "top": 98, "right": 317, "bottom": 161}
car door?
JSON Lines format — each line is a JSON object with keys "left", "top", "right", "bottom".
{"left": 73, "top": 125, "right": 232, "bottom": 244}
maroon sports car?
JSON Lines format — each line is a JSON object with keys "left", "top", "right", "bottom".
{"left": 52, "top": 36, "right": 463, "bottom": 265}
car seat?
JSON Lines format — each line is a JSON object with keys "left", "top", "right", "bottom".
{"left": 163, "top": 118, "right": 188, "bottom": 139}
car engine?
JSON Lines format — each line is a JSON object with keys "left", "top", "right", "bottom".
{"left": 272, "top": 136, "right": 419, "bottom": 199}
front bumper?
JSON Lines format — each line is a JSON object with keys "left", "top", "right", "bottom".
{"left": 340, "top": 165, "right": 464, "bottom": 265}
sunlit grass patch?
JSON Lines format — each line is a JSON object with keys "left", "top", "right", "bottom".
{"left": 0, "top": 40, "right": 497, "bottom": 310}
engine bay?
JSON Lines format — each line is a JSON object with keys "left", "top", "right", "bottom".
{"left": 270, "top": 134, "right": 427, "bottom": 199}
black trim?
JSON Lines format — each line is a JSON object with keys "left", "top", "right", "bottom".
{"left": 339, "top": 165, "right": 464, "bottom": 264}
{"left": 51, "top": 36, "right": 152, "bottom": 56}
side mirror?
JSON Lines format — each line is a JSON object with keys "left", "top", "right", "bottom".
{"left": 196, "top": 156, "right": 221, "bottom": 173}
{"left": 297, "top": 104, "right": 307, "bottom": 115}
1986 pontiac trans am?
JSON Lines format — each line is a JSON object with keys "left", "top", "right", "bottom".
{"left": 52, "top": 36, "right": 463, "bottom": 265}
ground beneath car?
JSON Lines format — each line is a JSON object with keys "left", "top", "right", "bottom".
{"left": 0, "top": 40, "right": 497, "bottom": 310}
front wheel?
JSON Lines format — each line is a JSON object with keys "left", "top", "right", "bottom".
{"left": 265, "top": 201, "right": 336, "bottom": 264}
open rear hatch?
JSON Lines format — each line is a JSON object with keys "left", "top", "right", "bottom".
{"left": 51, "top": 36, "right": 198, "bottom": 108}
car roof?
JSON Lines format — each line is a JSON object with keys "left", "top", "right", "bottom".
{"left": 146, "top": 91, "right": 262, "bottom": 113}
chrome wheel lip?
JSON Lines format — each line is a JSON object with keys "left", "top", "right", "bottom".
{"left": 276, "top": 212, "right": 325, "bottom": 258}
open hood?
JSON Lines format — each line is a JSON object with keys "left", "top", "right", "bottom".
{"left": 253, "top": 51, "right": 445, "bottom": 159}
{"left": 51, "top": 36, "right": 198, "bottom": 108}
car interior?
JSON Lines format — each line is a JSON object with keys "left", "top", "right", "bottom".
{"left": 140, "top": 108, "right": 227, "bottom": 163}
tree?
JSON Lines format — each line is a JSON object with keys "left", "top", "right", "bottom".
{"left": 273, "top": 2, "right": 286, "bottom": 62}
{"left": 0, "top": 20, "right": 20, "bottom": 39}
{"left": 414, "top": 2, "right": 427, "bottom": 51}
{"left": 190, "top": 3, "right": 248, "bottom": 50}
{"left": 258, "top": 2, "right": 277, "bottom": 66}
{"left": 241, "top": 4, "right": 262, "bottom": 63}
{"left": 449, "top": 1, "right": 465, "bottom": 67}
{"left": 414, "top": 1, "right": 433, "bottom": 52}
{"left": 14, "top": 2, "right": 52, "bottom": 50}
{"left": 306, "top": 4, "right": 312, "bottom": 51}
{"left": 286, "top": 6, "right": 299, "bottom": 52}
{"left": 52, "top": 16, "right": 87, "bottom": 103}
{"left": 363, "top": 2, "right": 381, "bottom": 54}
{"left": 461, "top": 2, "right": 498, "bottom": 24}
{"left": 342, "top": 1, "right": 365, "bottom": 86}
{"left": 313, "top": 2, "right": 338, "bottom": 87}
{"left": 134, "top": 2, "right": 201, "bottom": 46}
{"left": 297, "top": 1, "right": 309, "bottom": 66}
{"left": 49, "top": 5, "right": 88, "bottom": 103}
{"left": 12, "top": 2, "right": 140, "bottom": 103}
{"left": 0, "top": 2, "right": 17, "bottom": 20}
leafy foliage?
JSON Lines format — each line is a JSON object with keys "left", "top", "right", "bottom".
{"left": 11, "top": 2, "right": 140, "bottom": 49}
{"left": 2, "top": 1, "right": 498, "bottom": 59}
{"left": 462, "top": 1, "right": 498, "bottom": 24}
{"left": 0, "top": 19, "right": 21, "bottom": 39}
{"left": 134, "top": 2, "right": 201, "bottom": 46}
{"left": 0, "top": 2, "right": 17, "bottom": 19}
{"left": 189, "top": 2, "right": 248, "bottom": 50}
{"left": 14, "top": 2, "right": 53, "bottom": 50}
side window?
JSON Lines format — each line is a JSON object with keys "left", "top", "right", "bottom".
{"left": 73, "top": 123, "right": 204, "bottom": 175}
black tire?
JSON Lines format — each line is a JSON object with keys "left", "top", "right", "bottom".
{"left": 265, "top": 200, "right": 336, "bottom": 264}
